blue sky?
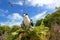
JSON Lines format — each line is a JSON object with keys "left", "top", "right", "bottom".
{"left": 0, "top": 0, "right": 60, "bottom": 26}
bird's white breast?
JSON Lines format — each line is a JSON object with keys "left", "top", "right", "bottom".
{"left": 23, "top": 16, "right": 30, "bottom": 27}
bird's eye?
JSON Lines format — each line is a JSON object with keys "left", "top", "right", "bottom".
{"left": 26, "top": 14, "right": 28, "bottom": 15}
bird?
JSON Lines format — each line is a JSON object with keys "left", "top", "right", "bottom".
{"left": 21, "top": 13, "right": 34, "bottom": 30}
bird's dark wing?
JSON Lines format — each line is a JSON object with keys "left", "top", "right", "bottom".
{"left": 31, "top": 22, "right": 33, "bottom": 26}
{"left": 30, "top": 20, "right": 34, "bottom": 26}
{"left": 30, "top": 19, "right": 34, "bottom": 26}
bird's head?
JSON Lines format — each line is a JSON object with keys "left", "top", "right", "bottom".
{"left": 23, "top": 13, "right": 28, "bottom": 17}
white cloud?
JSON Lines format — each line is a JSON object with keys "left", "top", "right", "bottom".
{"left": 26, "top": 0, "right": 60, "bottom": 8}
{"left": 7, "top": 13, "right": 22, "bottom": 20}
{"left": 0, "top": 9, "right": 9, "bottom": 16}
{"left": 12, "top": 1, "right": 23, "bottom": 6}
{"left": 0, "top": 9, "right": 8, "bottom": 13}
{"left": 10, "top": 0, "right": 60, "bottom": 8}
{"left": 29, "top": 0, "right": 54, "bottom": 6}
{"left": 0, "top": 21, "right": 22, "bottom": 26}
{"left": 31, "top": 11, "right": 47, "bottom": 22}
{"left": 1, "top": 13, "right": 23, "bottom": 26}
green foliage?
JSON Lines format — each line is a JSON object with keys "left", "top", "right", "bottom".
{"left": 11, "top": 25, "right": 21, "bottom": 32}
{"left": 0, "top": 25, "right": 11, "bottom": 34}
{"left": 33, "top": 21, "right": 49, "bottom": 40}
{"left": 35, "top": 19, "right": 43, "bottom": 26}
{"left": 1, "top": 25, "right": 11, "bottom": 31}
{"left": 35, "top": 7, "right": 60, "bottom": 28}
{"left": 6, "top": 35, "right": 14, "bottom": 40}
{"left": 0, "top": 26, "right": 3, "bottom": 33}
